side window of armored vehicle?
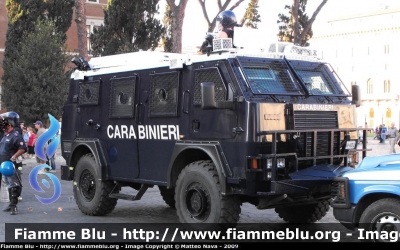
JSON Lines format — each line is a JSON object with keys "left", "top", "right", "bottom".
{"left": 238, "top": 59, "right": 302, "bottom": 95}
{"left": 149, "top": 72, "right": 179, "bottom": 117}
{"left": 79, "top": 80, "right": 100, "bottom": 105}
{"left": 287, "top": 61, "right": 343, "bottom": 95}
{"left": 109, "top": 76, "right": 136, "bottom": 118}
{"left": 193, "top": 68, "right": 226, "bottom": 106}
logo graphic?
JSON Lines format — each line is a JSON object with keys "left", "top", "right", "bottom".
{"left": 29, "top": 114, "right": 61, "bottom": 204}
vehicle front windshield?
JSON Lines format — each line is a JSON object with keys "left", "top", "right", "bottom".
{"left": 296, "top": 70, "right": 335, "bottom": 95}
{"left": 238, "top": 57, "right": 347, "bottom": 96}
{"left": 240, "top": 60, "right": 304, "bottom": 95}
{"left": 288, "top": 60, "right": 347, "bottom": 96}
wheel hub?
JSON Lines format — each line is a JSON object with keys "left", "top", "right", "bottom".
{"left": 80, "top": 170, "right": 96, "bottom": 201}
{"left": 185, "top": 184, "right": 209, "bottom": 219}
{"left": 373, "top": 213, "right": 400, "bottom": 242}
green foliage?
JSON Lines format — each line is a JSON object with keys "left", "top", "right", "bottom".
{"left": 4, "top": 0, "right": 73, "bottom": 61}
{"left": 161, "top": 4, "right": 173, "bottom": 52}
{"left": 89, "top": 0, "right": 165, "bottom": 56}
{"left": 46, "top": 0, "right": 75, "bottom": 42}
{"left": 241, "top": 0, "right": 261, "bottom": 28}
{"left": 2, "top": 0, "right": 74, "bottom": 118}
{"left": 277, "top": 0, "right": 313, "bottom": 45}
{"left": 2, "top": 19, "right": 72, "bottom": 124}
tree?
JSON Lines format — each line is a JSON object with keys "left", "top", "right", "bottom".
{"left": 75, "top": 0, "right": 88, "bottom": 58}
{"left": 2, "top": 19, "right": 72, "bottom": 124}
{"left": 165, "top": 0, "right": 188, "bottom": 53}
{"left": 3, "top": 0, "right": 73, "bottom": 61}
{"left": 2, "top": 0, "right": 74, "bottom": 115}
{"left": 161, "top": 4, "right": 173, "bottom": 52}
{"left": 239, "top": 0, "right": 261, "bottom": 28}
{"left": 277, "top": 0, "right": 327, "bottom": 46}
{"left": 89, "top": 0, "right": 164, "bottom": 57}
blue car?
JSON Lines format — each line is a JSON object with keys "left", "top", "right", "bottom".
{"left": 331, "top": 154, "right": 400, "bottom": 242}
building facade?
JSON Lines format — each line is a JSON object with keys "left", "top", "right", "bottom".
{"left": 0, "top": 0, "right": 106, "bottom": 113}
{"left": 311, "top": 8, "right": 400, "bottom": 130}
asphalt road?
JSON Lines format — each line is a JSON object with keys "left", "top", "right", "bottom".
{"left": 0, "top": 136, "right": 395, "bottom": 243}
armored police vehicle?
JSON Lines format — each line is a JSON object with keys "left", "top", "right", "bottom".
{"left": 61, "top": 29, "right": 368, "bottom": 230}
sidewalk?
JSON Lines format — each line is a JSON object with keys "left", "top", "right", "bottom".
{"left": 362, "top": 136, "right": 399, "bottom": 157}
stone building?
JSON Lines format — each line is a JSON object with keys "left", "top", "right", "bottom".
{"left": 311, "top": 7, "right": 400, "bottom": 129}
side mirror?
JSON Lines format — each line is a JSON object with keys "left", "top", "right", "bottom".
{"left": 351, "top": 85, "right": 361, "bottom": 107}
{"left": 200, "top": 82, "right": 234, "bottom": 109}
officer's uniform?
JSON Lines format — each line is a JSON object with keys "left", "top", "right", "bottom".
{"left": 0, "top": 128, "right": 26, "bottom": 214}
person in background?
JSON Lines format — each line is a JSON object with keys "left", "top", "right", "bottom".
{"left": 22, "top": 127, "right": 29, "bottom": 159}
{"left": 47, "top": 133, "right": 57, "bottom": 173}
{"left": 379, "top": 124, "right": 383, "bottom": 143}
{"left": 58, "top": 116, "right": 62, "bottom": 136}
{"left": 381, "top": 124, "right": 387, "bottom": 144}
{"left": 33, "top": 121, "right": 46, "bottom": 173}
{"left": 388, "top": 122, "right": 399, "bottom": 154}
{"left": 358, "top": 126, "right": 363, "bottom": 144}
{"left": 373, "top": 126, "right": 379, "bottom": 140}
{"left": 27, "top": 126, "right": 36, "bottom": 159}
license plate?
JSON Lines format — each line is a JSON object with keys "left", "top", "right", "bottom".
{"left": 345, "top": 141, "right": 356, "bottom": 149}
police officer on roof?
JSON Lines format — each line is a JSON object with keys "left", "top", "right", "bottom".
{"left": 215, "top": 10, "right": 237, "bottom": 40}
{"left": 0, "top": 112, "right": 26, "bottom": 215}
{"left": 199, "top": 10, "right": 237, "bottom": 54}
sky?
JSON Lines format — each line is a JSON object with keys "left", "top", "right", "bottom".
{"left": 159, "top": 0, "right": 400, "bottom": 49}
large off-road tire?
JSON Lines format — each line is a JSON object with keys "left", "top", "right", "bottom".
{"left": 175, "top": 160, "right": 241, "bottom": 231}
{"left": 73, "top": 154, "right": 118, "bottom": 215}
{"left": 158, "top": 186, "right": 175, "bottom": 208}
{"left": 359, "top": 198, "right": 400, "bottom": 242}
{"left": 275, "top": 199, "right": 330, "bottom": 223}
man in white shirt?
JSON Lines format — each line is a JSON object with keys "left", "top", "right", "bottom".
{"left": 388, "top": 122, "right": 399, "bottom": 154}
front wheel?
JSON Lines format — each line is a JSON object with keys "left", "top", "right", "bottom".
{"left": 359, "top": 198, "right": 400, "bottom": 242}
{"left": 175, "top": 160, "right": 241, "bottom": 230}
{"left": 73, "top": 154, "right": 118, "bottom": 215}
{"left": 158, "top": 186, "right": 175, "bottom": 208}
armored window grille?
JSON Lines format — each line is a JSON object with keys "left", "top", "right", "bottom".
{"left": 149, "top": 73, "right": 179, "bottom": 117}
{"left": 193, "top": 68, "right": 226, "bottom": 106}
{"left": 239, "top": 59, "right": 301, "bottom": 95}
{"left": 288, "top": 61, "right": 343, "bottom": 95}
{"left": 109, "top": 76, "right": 136, "bottom": 118}
{"left": 79, "top": 80, "right": 100, "bottom": 106}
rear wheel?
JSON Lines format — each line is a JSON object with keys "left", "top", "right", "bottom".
{"left": 275, "top": 199, "right": 330, "bottom": 223}
{"left": 73, "top": 154, "right": 117, "bottom": 215}
{"left": 175, "top": 160, "right": 241, "bottom": 230}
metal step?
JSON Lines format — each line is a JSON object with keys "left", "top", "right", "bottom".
{"left": 108, "top": 184, "right": 150, "bottom": 201}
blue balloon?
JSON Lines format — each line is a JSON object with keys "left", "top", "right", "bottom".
{"left": 0, "top": 161, "right": 15, "bottom": 177}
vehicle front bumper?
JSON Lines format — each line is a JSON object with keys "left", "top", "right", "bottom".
{"left": 332, "top": 205, "right": 357, "bottom": 230}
